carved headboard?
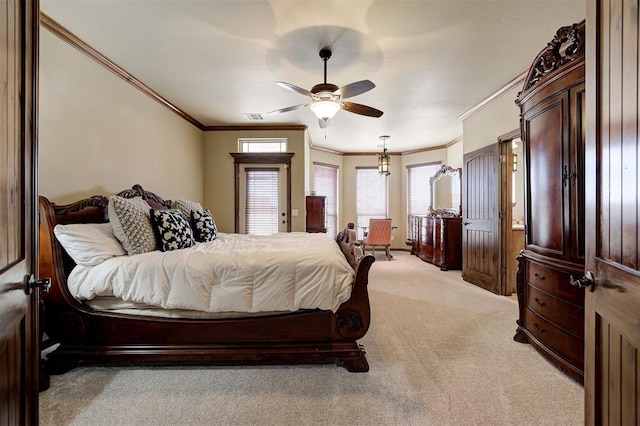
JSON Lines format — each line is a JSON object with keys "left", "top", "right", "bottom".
{"left": 38, "top": 185, "right": 172, "bottom": 306}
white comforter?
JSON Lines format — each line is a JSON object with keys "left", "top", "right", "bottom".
{"left": 67, "top": 232, "right": 355, "bottom": 313}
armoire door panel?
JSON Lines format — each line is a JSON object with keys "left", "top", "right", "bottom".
{"left": 524, "top": 96, "right": 567, "bottom": 256}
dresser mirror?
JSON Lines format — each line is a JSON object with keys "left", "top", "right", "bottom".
{"left": 429, "top": 165, "right": 462, "bottom": 216}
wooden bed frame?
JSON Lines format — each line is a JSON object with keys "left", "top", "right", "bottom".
{"left": 38, "top": 185, "right": 375, "bottom": 374}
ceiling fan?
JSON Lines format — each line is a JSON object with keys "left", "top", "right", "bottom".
{"left": 268, "top": 48, "right": 383, "bottom": 128}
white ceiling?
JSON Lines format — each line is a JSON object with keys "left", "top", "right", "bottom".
{"left": 40, "top": 0, "right": 584, "bottom": 153}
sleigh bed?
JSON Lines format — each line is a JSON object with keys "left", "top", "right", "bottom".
{"left": 38, "top": 185, "right": 374, "bottom": 374}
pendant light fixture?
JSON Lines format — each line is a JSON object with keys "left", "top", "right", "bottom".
{"left": 378, "top": 135, "right": 391, "bottom": 176}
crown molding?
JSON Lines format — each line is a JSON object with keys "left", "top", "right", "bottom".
{"left": 457, "top": 71, "right": 527, "bottom": 121}
{"left": 40, "top": 12, "right": 205, "bottom": 130}
{"left": 445, "top": 135, "right": 463, "bottom": 147}
{"left": 203, "top": 125, "right": 307, "bottom": 131}
{"left": 310, "top": 145, "right": 344, "bottom": 155}
{"left": 342, "top": 151, "right": 401, "bottom": 156}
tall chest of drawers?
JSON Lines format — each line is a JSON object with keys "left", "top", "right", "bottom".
{"left": 516, "top": 253, "right": 585, "bottom": 381}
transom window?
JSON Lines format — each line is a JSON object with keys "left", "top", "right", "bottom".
{"left": 239, "top": 138, "right": 287, "bottom": 153}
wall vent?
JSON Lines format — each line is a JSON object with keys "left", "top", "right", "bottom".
{"left": 243, "top": 113, "right": 264, "bottom": 121}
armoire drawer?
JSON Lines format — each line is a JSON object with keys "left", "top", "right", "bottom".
{"left": 525, "top": 284, "right": 584, "bottom": 338}
{"left": 524, "top": 307, "right": 583, "bottom": 368}
{"left": 526, "top": 262, "right": 584, "bottom": 307}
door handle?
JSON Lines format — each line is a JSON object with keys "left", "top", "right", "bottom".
{"left": 569, "top": 271, "right": 623, "bottom": 293}
{"left": 570, "top": 271, "right": 594, "bottom": 291}
{"left": 463, "top": 222, "right": 471, "bottom": 226}
{"left": 0, "top": 274, "right": 51, "bottom": 295}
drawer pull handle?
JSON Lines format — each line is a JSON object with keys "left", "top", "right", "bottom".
{"left": 534, "top": 273, "right": 546, "bottom": 281}
{"left": 533, "top": 323, "right": 545, "bottom": 333}
{"left": 534, "top": 297, "right": 546, "bottom": 307}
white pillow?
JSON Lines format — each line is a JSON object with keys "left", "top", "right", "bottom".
{"left": 108, "top": 195, "right": 156, "bottom": 256}
{"left": 54, "top": 222, "right": 126, "bottom": 266}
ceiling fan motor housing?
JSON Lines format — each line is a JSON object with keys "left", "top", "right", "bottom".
{"left": 311, "top": 83, "right": 339, "bottom": 94}
{"left": 319, "top": 48, "right": 332, "bottom": 60}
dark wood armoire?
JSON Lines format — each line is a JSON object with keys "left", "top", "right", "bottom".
{"left": 305, "top": 195, "right": 326, "bottom": 233}
{"left": 513, "top": 21, "right": 586, "bottom": 383}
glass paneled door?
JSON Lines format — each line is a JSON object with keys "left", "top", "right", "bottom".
{"left": 239, "top": 164, "right": 288, "bottom": 234}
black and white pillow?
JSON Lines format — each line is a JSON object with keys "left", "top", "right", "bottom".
{"left": 191, "top": 209, "right": 217, "bottom": 242}
{"left": 150, "top": 209, "right": 195, "bottom": 252}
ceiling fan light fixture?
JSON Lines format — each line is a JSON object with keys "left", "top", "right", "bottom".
{"left": 310, "top": 100, "right": 341, "bottom": 120}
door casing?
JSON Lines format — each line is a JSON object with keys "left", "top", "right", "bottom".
{"left": 230, "top": 152, "right": 294, "bottom": 233}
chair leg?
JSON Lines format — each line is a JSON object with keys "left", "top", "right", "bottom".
{"left": 385, "top": 245, "right": 392, "bottom": 260}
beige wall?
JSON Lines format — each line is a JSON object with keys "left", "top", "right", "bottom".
{"left": 462, "top": 85, "right": 521, "bottom": 155}
{"left": 203, "top": 129, "right": 307, "bottom": 233}
{"left": 39, "top": 29, "right": 204, "bottom": 204}
{"left": 446, "top": 140, "right": 464, "bottom": 168}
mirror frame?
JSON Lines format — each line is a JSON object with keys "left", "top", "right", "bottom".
{"left": 429, "top": 165, "right": 462, "bottom": 217}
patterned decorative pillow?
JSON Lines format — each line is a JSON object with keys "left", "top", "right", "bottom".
{"left": 150, "top": 209, "right": 195, "bottom": 252}
{"left": 171, "top": 199, "right": 203, "bottom": 219}
{"left": 108, "top": 196, "right": 156, "bottom": 256}
{"left": 191, "top": 209, "right": 217, "bottom": 242}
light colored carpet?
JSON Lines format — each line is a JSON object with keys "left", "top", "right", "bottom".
{"left": 39, "top": 251, "right": 583, "bottom": 426}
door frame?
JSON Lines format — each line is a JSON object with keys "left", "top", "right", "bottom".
{"left": 498, "top": 129, "right": 522, "bottom": 295}
{"left": 230, "top": 152, "right": 294, "bottom": 233}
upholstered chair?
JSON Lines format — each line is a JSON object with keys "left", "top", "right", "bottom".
{"left": 362, "top": 218, "right": 393, "bottom": 260}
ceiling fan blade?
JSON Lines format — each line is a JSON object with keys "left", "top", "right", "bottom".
{"left": 275, "top": 81, "right": 313, "bottom": 97}
{"left": 318, "top": 118, "right": 331, "bottom": 129}
{"left": 267, "top": 104, "right": 308, "bottom": 115}
{"left": 342, "top": 101, "right": 384, "bottom": 117}
{"left": 335, "top": 80, "right": 375, "bottom": 99}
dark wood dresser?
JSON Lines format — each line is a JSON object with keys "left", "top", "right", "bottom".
{"left": 415, "top": 215, "right": 462, "bottom": 271}
{"left": 513, "top": 21, "right": 585, "bottom": 383}
{"left": 305, "top": 195, "right": 326, "bottom": 233}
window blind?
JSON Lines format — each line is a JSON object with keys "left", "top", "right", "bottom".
{"left": 356, "top": 167, "right": 388, "bottom": 239}
{"left": 313, "top": 163, "right": 338, "bottom": 237}
{"left": 245, "top": 168, "right": 279, "bottom": 235}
